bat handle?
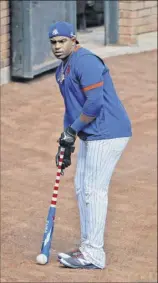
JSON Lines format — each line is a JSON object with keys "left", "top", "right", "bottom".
{"left": 60, "top": 146, "right": 65, "bottom": 153}
{"left": 59, "top": 147, "right": 65, "bottom": 176}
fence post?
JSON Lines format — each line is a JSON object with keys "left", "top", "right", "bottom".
{"left": 104, "top": 0, "right": 119, "bottom": 45}
{"left": 109, "top": 0, "right": 119, "bottom": 44}
{"left": 104, "top": 0, "right": 110, "bottom": 45}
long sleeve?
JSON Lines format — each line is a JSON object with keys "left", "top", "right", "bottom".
{"left": 71, "top": 54, "right": 106, "bottom": 133}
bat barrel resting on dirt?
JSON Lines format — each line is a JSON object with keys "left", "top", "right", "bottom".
{"left": 36, "top": 147, "right": 65, "bottom": 265}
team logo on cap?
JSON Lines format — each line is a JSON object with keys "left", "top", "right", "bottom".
{"left": 52, "top": 29, "right": 59, "bottom": 35}
{"left": 70, "top": 32, "right": 75, "bottom": 37}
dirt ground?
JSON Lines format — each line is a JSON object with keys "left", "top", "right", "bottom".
{"left": 1, "top": 50, "right": 157, "bottom": 282}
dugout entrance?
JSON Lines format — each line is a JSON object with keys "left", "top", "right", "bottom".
{"left": 11, "top": 0, "right": 118, "bottom": 80}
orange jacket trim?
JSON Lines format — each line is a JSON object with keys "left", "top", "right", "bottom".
{"left": 82, "top": 81, "right": 104, "bottom": 92}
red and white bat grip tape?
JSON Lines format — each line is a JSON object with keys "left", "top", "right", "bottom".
{"left": 50, "top": 147, "right": 65, "bottom": 208}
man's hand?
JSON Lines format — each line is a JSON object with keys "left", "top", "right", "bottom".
{"left": 59, "top": 126, "right": 76, "bottom": 147}
{"left": 56, "top": 145, "right": 75, "bottom": 169}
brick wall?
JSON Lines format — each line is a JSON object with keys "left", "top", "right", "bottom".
{"left": 0, "top": 0, "right": 10, "bottom": 72}
{"left": 119, "top": 0, "right": 157, "bottom": 45}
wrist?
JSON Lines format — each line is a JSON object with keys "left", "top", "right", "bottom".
{"left": 66, "top": 126, "right": 76, "bottom": 136}
{"left": 71, "top": 117, "right": 87, "bottom": 134}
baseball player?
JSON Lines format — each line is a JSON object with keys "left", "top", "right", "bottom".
{"left": 48, "top": 21, "right": 132, "bottom": 269}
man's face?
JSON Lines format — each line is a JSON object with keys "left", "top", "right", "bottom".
{"left": 50, "top": 36, "right": 75, "bottom": 60}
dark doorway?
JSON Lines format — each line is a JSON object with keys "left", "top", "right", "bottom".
{"left": 77, "top": 0, "right": 104, "bottom": 31}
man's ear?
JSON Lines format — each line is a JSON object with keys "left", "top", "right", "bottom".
{"left": 72, "top": 37, "right": 76, "bottom": 44}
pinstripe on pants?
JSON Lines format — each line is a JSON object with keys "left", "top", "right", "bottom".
{"left": 74, "top": 137, "right": 130, "bottom": 269}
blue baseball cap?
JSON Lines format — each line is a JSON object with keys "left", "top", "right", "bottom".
{"left": 48, "top": 21, "right": 79, "bottom": 43}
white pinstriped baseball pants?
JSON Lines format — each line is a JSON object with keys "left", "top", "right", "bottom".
{"left": 74, "top": 137, "right": 130, "bottom": 269}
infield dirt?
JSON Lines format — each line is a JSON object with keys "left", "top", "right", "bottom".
{"left": 1, "top": 50, "right": 157, "bottom": 282}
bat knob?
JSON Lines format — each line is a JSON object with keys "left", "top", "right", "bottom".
{"left": 36, "top": 254, "right": 48, "bottom": 265}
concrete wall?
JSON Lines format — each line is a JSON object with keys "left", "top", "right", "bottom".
{"left": 119, "top": 0, "right": 157, "bottom": 45}
{"left": 0, "top": 0, "right": 10, "bottom": 84}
